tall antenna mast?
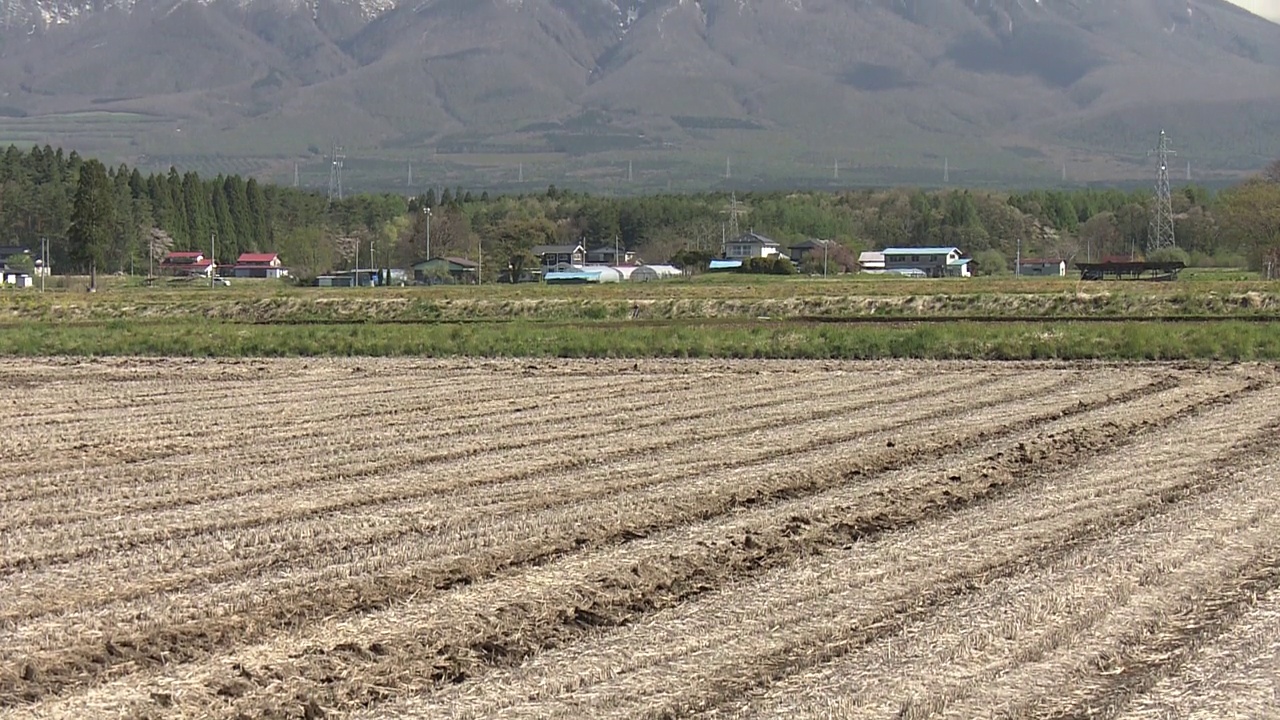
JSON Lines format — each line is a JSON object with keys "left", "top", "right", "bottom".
{"left": 293, "top": 162, "right": 299, "bottom": 188}
{"left": 943, "top": 157, "right": 949, "bottom": 184}
{"left": 833, "top": 158, "right": 839, "bottom": 181}
{"left": 1186, "top": 160, "right": 1191, "bottom": 182}
{"left": 407, "top": 161, "right": 412, "bottom": 188}
{"left": 1062, "top": 161, "right": 1067, "bottom": 183}
{"left": 327, "top": 143, "right": 345, "bottom": 205}
{"left": 518, "top": 162, "right": 523, "bottom": 183}
{"left": 627, "top": 160, "right": 633, "bottom": 183}
{"left": 725, "top": 156, "right": 732, "bottom": 180}
{"left": 1147, "top": 129, "right": 1177, "bottom": 250}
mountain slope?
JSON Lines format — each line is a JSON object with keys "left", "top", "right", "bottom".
{"left": 0, "top": 0, "right": 1278, "bottom": 189}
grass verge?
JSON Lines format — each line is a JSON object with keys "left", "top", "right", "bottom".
{"left": 1, "top": 320, "right": 1277, "bottom": 360}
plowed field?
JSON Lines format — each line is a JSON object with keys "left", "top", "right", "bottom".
{"left": 2, "top": 357, "right": 1279, "bottom": 719}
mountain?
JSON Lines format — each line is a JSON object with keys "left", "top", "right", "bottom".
{"left": 1, "top": 0, "right": 1278, "bottom": 191}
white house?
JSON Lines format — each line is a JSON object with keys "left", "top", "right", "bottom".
{"left": 882, "top": 247, "right": 972, "bottom": 278}
{"left": 724, "top": 232, "right": 782, "bottom": 260}
{"left": 1017, "top": 258, "right": 1067, "bottom": 277}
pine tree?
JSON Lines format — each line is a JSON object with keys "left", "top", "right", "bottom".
{"left": 68, "top": 159, "right": 116, "bottom": 287}
{"left": 245, "top": 178, "right": 267, "bottom": 250}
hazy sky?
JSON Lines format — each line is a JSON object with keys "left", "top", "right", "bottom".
{"left": 1227, "top": 0, "right": 1280, "bottom": 21}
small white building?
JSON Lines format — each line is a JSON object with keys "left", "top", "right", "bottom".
{"left": 1, "top": 270, "right": 33, "bottom": 288}
{"left": 858, "top": 251, "right": 886, "bottom": 273}
{"left": 630, "top": 264, "right": 682, "bottom": 282}
{"left": 1017, "top": 258, "right": 1067, "bottom": 277}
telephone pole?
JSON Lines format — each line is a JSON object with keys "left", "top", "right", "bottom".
{"left": 1147, "top": 130, "right": 1177, "bottom": 250}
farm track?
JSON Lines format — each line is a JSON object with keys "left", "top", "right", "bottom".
{"left": 1, "top": 358, "right": 1278, "bottom": 719}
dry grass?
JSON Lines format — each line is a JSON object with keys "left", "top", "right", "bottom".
{"left": 1, "top": 358, "right": 1278, "bottom": 719}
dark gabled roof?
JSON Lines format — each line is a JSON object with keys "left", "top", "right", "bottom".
{"left": 788, "top": 238, "right": 830, "bottom": 250}
{"left": 531, "top": 244, "right": 584, "bottom": 255}
{"left": 414, "top": 257, "right": 478, "bottom": 270}
{"left": 0, "top": 246, "right": 31, "bottom": 258}
{"left": 732, "top": 232, "right": 780, "bottom": 246}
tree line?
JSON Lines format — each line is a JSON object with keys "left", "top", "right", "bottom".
{"left": 2, "top": 144, "right": 1277, "bottom": 280}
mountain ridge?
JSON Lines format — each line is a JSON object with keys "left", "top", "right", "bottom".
{"left": 1, "top": 0, "right": 1278, "bottom": 190}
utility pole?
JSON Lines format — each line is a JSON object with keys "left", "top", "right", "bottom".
{"left": 424, "top": 206, "right": 432, "bottom": 260}
{"left": 823, "top": 239, "right": 829, "bottom": 278}
{"left": 1016, "top": 238, "right": 1022, "bottom": 277}
{"left": 725, "top": 156, "right": 731, "bottom": 180}
{"left": 477, "top": 236, "right": 482, "bottom": 286}
{"left": 210, "top": 232, "right": 216, "bottom": 289}
{"left": 943, "top": 157, "right": 950, "bottom": 184}
{"left": 40, "top": 237, "right": 47, "bottom": 292}
{"left": 627, "top": 160, "right": 633, "bottom": 183}
{"left": 1147, "top": 129, "right": 1177, "bottom": 250}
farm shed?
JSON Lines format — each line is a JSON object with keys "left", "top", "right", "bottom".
{"left": 1018, "top": 258, "right": 1067, "bottom": 277}
{"left": 2, "top": 270, "right": 33, "bottom": 287}
{"left": 631, "top": 265, "right": 682, "bottom": 282}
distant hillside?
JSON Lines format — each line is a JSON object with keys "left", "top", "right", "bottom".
{"left": 1, "top": 0, "right": 1278, "bottom": 191}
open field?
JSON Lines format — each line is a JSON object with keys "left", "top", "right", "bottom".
{"left": 2, "top": 357, "right": 1280, "bottom": 719}
{"left": 2, "top": 275, "right": 1279, "bottom": 360}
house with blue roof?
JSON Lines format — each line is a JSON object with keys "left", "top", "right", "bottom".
{"left": 882, "top": 247, "right": 972, "bottom": 278}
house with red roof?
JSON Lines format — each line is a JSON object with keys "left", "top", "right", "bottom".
{"left": 233, "top": 252, "right": 288, "bottom": 279}
{"left": 159, "top": 251, "right": 215, "bottom": 277}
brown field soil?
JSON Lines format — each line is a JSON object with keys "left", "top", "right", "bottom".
{"left": 1, "top": 357, "right": 1279, "bottom": 719}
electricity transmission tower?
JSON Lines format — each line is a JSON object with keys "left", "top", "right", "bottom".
{"left": 327, "top": 143, "right": 345, "bottom": 205}
{"left": 1147, "top": 130, "right": 1177, "bottom": 250}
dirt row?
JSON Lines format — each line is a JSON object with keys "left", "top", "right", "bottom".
{"left": 0, "top": 368, "right": 948, "bottom": 628}
{"left": 0, "top": 367, "right": 1091, "bottom": 695}
{"left": 1, "top": 362, "right": 1270, "bottom": 718}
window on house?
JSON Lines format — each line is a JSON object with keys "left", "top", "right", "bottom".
{"left": 911, "top": 255, "right": 919, "bottom": 262}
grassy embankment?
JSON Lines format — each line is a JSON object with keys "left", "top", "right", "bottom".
{"left": 1, "top": 275, "right": 1277, "bottom": 360}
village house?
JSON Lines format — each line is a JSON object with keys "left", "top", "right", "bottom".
{"left": 882, "top": 247, "right": 972, "bottom": 278}
{"left": 413, "top": 257, "right": 479, "bottom": 284}
{"left": 786, "top": 238, "right": 832, "bottom": 263}
{"left": 585, "top": 245, "right": 639, "bottom": 266}
{"left": 232, "top": 253, "right": 289, "bottom": 279}
{"left": 531, "top": 243, "right": 585, "bottom": 269}
{"left": 159, "top": 251, "right": 216, "bottom": 277}
{"left": 724, "top": 232, "right": 782, "bottom": 260}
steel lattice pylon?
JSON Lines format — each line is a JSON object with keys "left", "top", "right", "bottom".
{"left": 1147, "top": 130, "right": 1177, "bottom": 251}
{"left": 327, "top": 143, "right": 345, "bottom": 206}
